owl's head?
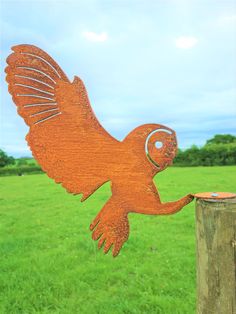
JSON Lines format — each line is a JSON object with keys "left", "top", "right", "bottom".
{"left": 145, "top": 126, "right": 177, "bottom": 172}
{"left": 124, "top": 123, "right": 177, "bottom": 173}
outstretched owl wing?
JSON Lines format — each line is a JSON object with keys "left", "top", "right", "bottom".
{"left": 6, "top": 44, "right": 119, "bottom": 200}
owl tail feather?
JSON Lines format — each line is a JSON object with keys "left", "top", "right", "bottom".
{"left": 90, "top": 197, "right": 130, "bottom": 257}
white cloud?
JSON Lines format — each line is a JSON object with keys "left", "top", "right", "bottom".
{"left": 175, "top": 36, "right": 198, "bottom": 49}
{"left": 82, "top": 31, "right": 108, "bottom": 42}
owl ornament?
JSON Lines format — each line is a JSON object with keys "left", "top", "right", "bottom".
{"left": 5, "top": 45, "right": 194, "bottom": 257}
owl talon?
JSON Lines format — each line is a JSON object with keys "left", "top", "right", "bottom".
{"left": 90, "top": 218, "right": 99, "bottom": 230}
{"left": 112, "top": 242, "right": 122, "bottom": 257}
{"left": 92, "top": 227, "right": 103, "bottom": 240}
{"left": 90, "top": 202, "right": 130, "bottom": 256}
{"left": 104, "top": 241, "right": 113, "bottom": 254}
{"left": 98, "top": 235, "right": 105, "bottom": 249}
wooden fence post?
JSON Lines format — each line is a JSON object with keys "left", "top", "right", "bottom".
{"left": 195, "top": 197, "right": 236, "bottom": 314}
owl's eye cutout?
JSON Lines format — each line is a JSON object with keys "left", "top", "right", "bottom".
{"left": 145, "top": 127, "right": 177, "bottom": 171}
{"left": 155, "top": 141, "right": 163, "bottom": 149}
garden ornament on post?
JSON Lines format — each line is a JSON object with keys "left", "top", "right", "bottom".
{"left": 6, "top": 45, "right": 194, "bottom": 257}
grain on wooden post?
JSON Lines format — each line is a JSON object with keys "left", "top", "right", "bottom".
{"left": 195, "top": 197, "right": 236, "bottom": 314}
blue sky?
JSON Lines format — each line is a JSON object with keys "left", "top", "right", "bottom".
{"left": 1, "top": 0, "right": 236, "bottom": 157}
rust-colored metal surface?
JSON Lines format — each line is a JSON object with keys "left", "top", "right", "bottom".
{"left": 194, "top": 192, "right": 236, "bottom": 200}
{"left": 5, "top": 45, "right": 194, "bottom": 257}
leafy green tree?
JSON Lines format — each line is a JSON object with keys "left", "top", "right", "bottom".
{"left": 17, "top": 158, "right": 28, "bottom": 166}
{"left": 206, "top": 134, "right": 236, "bottom": 145}
{"left": 0, "top": 149, "right": 15, "bottom": 167}
{"left": 174, "top": 134, "right": 236, "bottom": 166}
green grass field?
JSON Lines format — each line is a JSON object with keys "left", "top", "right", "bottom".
{"left": 0, "top": 166, "right": 235, "bottom": 314}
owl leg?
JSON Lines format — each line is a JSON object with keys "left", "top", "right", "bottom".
{"left": 156, "top": 194, "right": 194, "bottom": 215}
{"left": 90, "top": 198, "right": 129, "bottom": 257}
{"left": 130, "top": 193, "right": 194, "bottom": 215}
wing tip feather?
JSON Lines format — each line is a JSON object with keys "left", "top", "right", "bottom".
{"left": 11, "top": 44, "right": 36, "bottom": 52}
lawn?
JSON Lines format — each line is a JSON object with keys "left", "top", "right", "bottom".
{"left": 0, "top": 166, "right": 235, "bottom": 314}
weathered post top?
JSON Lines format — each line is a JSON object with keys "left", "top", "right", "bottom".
{"left": 195, "top": 191, "right": 236, "bottom": 200}
{"left": 195, "top": 192, "right": 236, "bottom": 314}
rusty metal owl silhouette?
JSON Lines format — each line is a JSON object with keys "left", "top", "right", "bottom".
{"left": 5, "top": 45, "right": 193, "bottom": 257}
